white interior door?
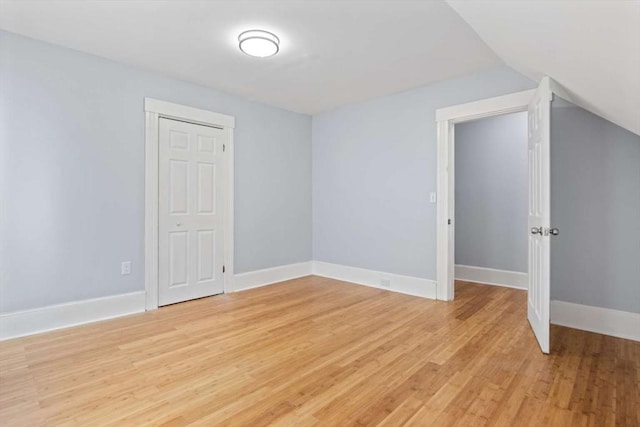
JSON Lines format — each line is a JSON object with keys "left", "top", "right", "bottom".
{"left": 159, "top": 118, "right": 226, "bottom": 306}
{"left": 527, "top": 77, "right": 552, "bottom": 353}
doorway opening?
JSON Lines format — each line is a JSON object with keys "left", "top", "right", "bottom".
{"left": 453, "top": 112, "right": 529, "bottom": 293}
{"left": 435, "top": 89, "right": 535, "bottom": 302}
{"left": 435, "top": 78, "right": 554, "bottom": 353}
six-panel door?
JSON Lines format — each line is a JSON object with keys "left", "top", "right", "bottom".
{"left": 527, "top": 78, "right": 552, "bottom": 354}
{"left": 158, "top": 118, "right": 226, "bottom": 306}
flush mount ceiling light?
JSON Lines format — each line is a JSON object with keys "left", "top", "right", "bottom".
{"left": 238, "top": 30, "right": 280, "bottom": 58}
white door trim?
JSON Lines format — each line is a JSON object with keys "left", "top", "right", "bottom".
{"left": 435, "top": 89, "right": 534, "bottom": 301}
{"left": 144, "top": 98, "right": 235, "bottom": 310}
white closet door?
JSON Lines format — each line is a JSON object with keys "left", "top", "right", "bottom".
{"left": 158, "top": 118, "right": 226, "bottom": 306}
{"left": 527, "top": 77, "right": 552, "bottom": 353}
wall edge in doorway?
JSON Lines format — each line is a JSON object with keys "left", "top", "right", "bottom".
{"left": 0, "top": 291, "right": 146, "bottom": 341}
{"left": 455, "top": 264, "right": 528, "bottom": 290}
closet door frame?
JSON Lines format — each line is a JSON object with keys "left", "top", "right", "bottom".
{"left": 144, "top": 98, "right": 235, "bottom": 310}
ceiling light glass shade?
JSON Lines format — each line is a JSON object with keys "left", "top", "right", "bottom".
{"left": 238, "top": 30, "right": 280, "bottom": 57}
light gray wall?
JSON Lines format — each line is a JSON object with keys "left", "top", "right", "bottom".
{"left": 551, "top": 100, "right": 640, "bottom": 313}
{"left": 0, "top": 31, "right": 312, "bottom": 313}
{"left": 312, "top": 66, "right": 535, "bottom": 279}
{"left": 454, "top": 112, "right": 528, "bottom": 273}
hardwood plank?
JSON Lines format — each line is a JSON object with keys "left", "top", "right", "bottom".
{"left": 0, "top": 277, "right": 638, "bottom": 426}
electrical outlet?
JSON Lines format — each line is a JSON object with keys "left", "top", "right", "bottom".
{"left": 121, "top": 261, "right": 131, "bottom": 275}
{"left": 380, "top": 278, "right": 391, "bottom": 288}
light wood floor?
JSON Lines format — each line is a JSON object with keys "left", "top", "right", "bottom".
{"left": 1, "top": 277, "right": 638, "bottom": 426}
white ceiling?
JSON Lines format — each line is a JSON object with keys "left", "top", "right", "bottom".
{"left": 0, "top": 0, "right": 501, "bottom": 115}
{"left": 448, "top": 0, "right": 640, "bottom": 136}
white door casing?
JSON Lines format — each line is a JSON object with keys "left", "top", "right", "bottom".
{"left": 144, "top": 98, "right": 234, "bottom": 311}
{"left": 527, "top": 77, "right": 552, "bottom": 354}
{"left": 435, "top": 89, "right": 535, "bottom": 301}
{"left": 435, "top": 84, "right": 553, "bottom": 354}
{"left": 158, "top": 118, "right": 226, "bottom": 306}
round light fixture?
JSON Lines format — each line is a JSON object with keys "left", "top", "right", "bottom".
{"left": 238, "top": 30, "right": 280, "bottom": 58}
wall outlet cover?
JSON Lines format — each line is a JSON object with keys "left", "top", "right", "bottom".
{"left": 121, "top": 261, "right": 132, "bottom": 275}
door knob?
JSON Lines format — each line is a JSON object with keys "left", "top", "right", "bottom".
{"left": 549, "top": 228, "right": 559, "bottom": 236}
{"left": 531, "top": 227, "right": 543, "bottom": 235}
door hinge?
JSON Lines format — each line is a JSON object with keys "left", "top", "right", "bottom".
{"left": 222, "top": 265, "right": 226, "bottom": 273}
{"left": 448, "top": 219, "right": 452, "bottom": 225}
{"left": 223, "top": 144, "right": 226, "bottom": 152}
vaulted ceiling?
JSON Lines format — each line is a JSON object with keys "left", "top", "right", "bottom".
{"left": 447, "top": 0, "right": 640, "bottom": 135}
{"left": 1, "top": 0, "right": 638, "bottom": 134}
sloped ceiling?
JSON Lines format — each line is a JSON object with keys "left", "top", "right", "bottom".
{"left": 0, "top": 0, "right": 501, "bottom": 115}
{"left": 447, "top": 0, "right": 640, "bottom": 135}
{"left": 1, "top": 0, "right": 638, "bottom": 131}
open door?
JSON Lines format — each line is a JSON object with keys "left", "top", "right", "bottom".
{"left": 527, "top": 77, "right": 553, "bottom": 353}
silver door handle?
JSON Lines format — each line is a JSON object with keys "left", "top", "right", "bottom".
{"left": 549, "top": 228, "right": 559, "bottom": 236}
{"left": 531, "top": 227, "right": 543, "bottom": 235}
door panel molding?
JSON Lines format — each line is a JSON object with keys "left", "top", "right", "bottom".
{"left": 144, "top": 98, "right": 235, "bottom": 310}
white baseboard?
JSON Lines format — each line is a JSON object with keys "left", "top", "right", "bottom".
{"left": 551, "top": 300, "right": 640, "bottom": 342}
{"left": 455, "top": 264, "right": 528, "bottom": 290}
{"left": 312, "top": 261, "right": 437, "bottom": 299}
{"left": 232, "top": 261, "right": 313, "bottom": 292}
{"left": 0, "top": 291, "right": 146, "bottom": 341}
